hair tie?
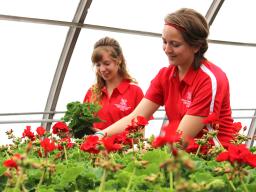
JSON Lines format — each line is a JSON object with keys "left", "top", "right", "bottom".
{"left": 165, "top": 22, "right": 185, "bottom": 32}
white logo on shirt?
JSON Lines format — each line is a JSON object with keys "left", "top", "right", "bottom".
{"left": 114, "top": 98, "right": 131, "bottom": 111}
{"left": 181, "top": 92, "right": 192, "bottom": 108}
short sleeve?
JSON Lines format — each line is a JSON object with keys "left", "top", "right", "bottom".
{"left": 145, "top": 68, "right": 166, "bottom": 105}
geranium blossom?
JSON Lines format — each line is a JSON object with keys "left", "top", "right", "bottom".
{"left": 3, "top": 154, "right": 22, "bottom": 170}
{"left": 36, "top": 126, "right": 46, "bottom": 136}
{"left": 80, "top": 135, "right": 100, "bottom": 154}
{"left": 102, "top": 136, "right": 122, "bottom": 153}
{"left": 125, "top": 116, "right": 148, "bottom": 133}
{"left": 40, "top": 138, "right": 56, "bottom": 156}
{"left": 112, "top": 131, "right": 132, "bottom": 146}
{"left": 52, "top": 122, "right": 69, "bottom": 135}
{"left": 57, "top": 137, "right": 74, "bottom": 150}
{"left": 152, "top": 124, "right": 182, "bottom": 148}
{"left": 22, "top": 126, "right": 35, "bottom": 141}
{"left": 216, "top": 144, "right": 256, "bottom": 167}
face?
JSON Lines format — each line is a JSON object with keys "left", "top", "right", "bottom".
{"left": 162, "top": 25, "right": 198, "bottom": 68}
{"left": 95, "top": 50, "right": 120, "bottom": 82}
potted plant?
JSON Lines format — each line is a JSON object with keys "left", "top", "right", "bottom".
{"left": 62, "top": 101, "right": 102, "bottom": 139}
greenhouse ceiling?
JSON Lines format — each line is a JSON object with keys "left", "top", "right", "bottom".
{"left": 0, "top": 0, "right": 255, "bottom": 146}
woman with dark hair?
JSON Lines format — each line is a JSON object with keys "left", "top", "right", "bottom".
{"left": 95, "top": 9, "right": 238, "bottom": 149}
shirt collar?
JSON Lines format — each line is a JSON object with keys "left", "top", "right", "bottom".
{"left": 101, "top": 79, "right": 130, "bottom": 95}
{"left": 168, "top": 65, "right": 198, "bottom": 85}
{"left": 182, "top": 66, "right": 198, "bottom": 85}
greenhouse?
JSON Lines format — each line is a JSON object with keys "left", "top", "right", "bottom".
{"left": 1, "top": 0, "right": 256, "bottom": 191}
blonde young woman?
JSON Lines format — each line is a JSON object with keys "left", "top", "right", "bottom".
{"left": 84, "top": 37, "right": 144, "bottom": 130}
{"left": 95, "top": 9, "right": 238, "bottom": 149}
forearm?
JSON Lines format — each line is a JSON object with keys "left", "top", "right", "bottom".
{"left": 101, "top": 113, "right": 136, "bottom": 136}
{"left": 177, "top": 115, "right": 205, "bottom": 141}
{"left": 100, "top": 98, "right": 159, "bottom": 136}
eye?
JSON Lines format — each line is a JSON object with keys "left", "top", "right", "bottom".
{"left": 162, "top": 38, "right": 167, "bottom": 45}
{"left": 169, "top": 41, "right": 181, "bottom": 48}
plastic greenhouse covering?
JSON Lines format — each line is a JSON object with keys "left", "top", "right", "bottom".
{"left": 1, "top": 1, "right": 256, "bottom": 191}
{"left": 0, "top": 0, "right": 256, "bottom": 146}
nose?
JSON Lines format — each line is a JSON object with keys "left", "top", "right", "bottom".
{"left": 163, "top": 44, "right": 173, "bottom": 54}
{"left": 99, "top": 64, "right": 106, "bottom": 73}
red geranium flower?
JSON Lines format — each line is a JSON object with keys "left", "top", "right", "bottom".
{"left": 113, "top": 131, "right": 133, "bottom": 146}
{"left": 52, "top": 122, "right": 69, "bottom": 135}
{"left": 152, "top": 124, "right": 182, "bottom": 148}
{"left": 40, "top": 138, "right": 56, "bottom": 156}
{"left": 57, "top": 137, "right": 74, "bottom": 150}
{"left": 136, "top": 116, "right": 148, "bottom": 126}
{"left": 125, "top": 116, "right": 148, "bottom": 133}
{"left": 80, "top": 135, "right": 100, "bottom": 154}
{"left": 22, "top": 126, "right": 35, "bottom": 141}
{"left": 102, "top": 136, "right": 122, "bottom": 153}
{"left": 36, "top": 126, "right": 46, "bottom": 136}
{"left": 216, "top": 144, "right": 256, "bottom": 168}
{"left": 233, "top": 122, "right": 242, "bottom": 132}
{"left": 3, "top": 154, "right": 22, "bottom": 170}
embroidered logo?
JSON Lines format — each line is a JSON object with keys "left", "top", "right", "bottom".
{"left": 181, "top": 92, "right": 192, "bottom": 108}
{"left": 114, "top": 98, "right": 131, "bottom": 111}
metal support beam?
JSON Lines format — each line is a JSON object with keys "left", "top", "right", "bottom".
{"left": 205, "top": 0, "right": 225, "bottom": 26}
{"left": 41, "top": 0, "right": 92, "bottom": 131}
{"left": 246, "top": 110, "right": 256, "bottom": 147}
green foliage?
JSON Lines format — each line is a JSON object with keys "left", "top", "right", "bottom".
{"left": 62, "top": 101, "right": 102, "bottom": 138}
{"left": 1, "top": 139, "right": 256, "bottom": 191}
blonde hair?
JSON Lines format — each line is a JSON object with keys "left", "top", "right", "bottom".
{"left": 165, "top": 8, "right": 209, "bottom": 70}
{"left": 90, "top": 37, "right": 136, "bottom": 103}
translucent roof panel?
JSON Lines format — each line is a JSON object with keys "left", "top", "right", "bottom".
{"left": 0, "top": 20, "right": 69, "bottom": 113}
{"left": 206, "top": 43, "right": 256, "bottom": 109}
{"left": 86, "top": 0, "right": 213, "bottom": 33}
{"left": 209, "top": 0, "right": 256, "bottom": 43}
{"left": 0, "top": 0, "right": 79, "bottom": 21}
{"left": 57, "top": 29, "right": 166, "bottom": 111}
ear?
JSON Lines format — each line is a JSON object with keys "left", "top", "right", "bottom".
{"left": 193, "top": 46, "right": 200, "bottom": 54}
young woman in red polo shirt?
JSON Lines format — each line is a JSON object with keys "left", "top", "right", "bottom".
{"left": 84, "top": 37, "right": 144, "bottom": 131}
{"left": 95, "top": 9, "right": 238, "bottom": 149}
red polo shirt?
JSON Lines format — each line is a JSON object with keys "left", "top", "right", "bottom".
{"left": 84, "top": 79, "right": 144, "bottom": 130}
{"left": 145, "top": 59, "right": 236, "bottom": 146}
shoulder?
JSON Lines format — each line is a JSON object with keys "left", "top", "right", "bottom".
{"left": 152, "top": 66, "right": 174, "bottom": 81}
{"left": 200, "top": 60, "right": 228, "bottom": 81}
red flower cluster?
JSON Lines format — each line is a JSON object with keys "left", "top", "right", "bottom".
{"left": 233, "top": 122, "right": 242, "bottom": 132}
{"left": 57, "top": 137, "right": 74, "bottom": 150}
{"left": 22, "top": 126, "right": 35, "bottom": 141}
{"left": 216, "top": 144, "right": 256, "bottom": 168}
{"left": 52, "top": 122, "right": 69, "bottom": 135}
{"left": 202, "top": 113, "right": 219, "bottom": 129}
{"left": 125, "top": 116, "right": 148, "bottom": 133}
{"left": 152, "top": 124, "right": 182, "bottom": 148}
{"left": 112, "top": 131, "right": 132, "bottom": 146}
{"left": 80, "top": 135, "right": 100, "bottom": 154}
{"left": 36, "top": 126, "right": 46, "bottom": 137}
{"left": 3, "top": 154, "right": 22, "bottom": 170}
{"left": 40, "top": 138, "right": 56, "bottom": 156}
{"left": 102, "top": 136, "right": 122, "bottom": 153}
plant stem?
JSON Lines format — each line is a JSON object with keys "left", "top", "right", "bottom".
{"left": 36, "top": 157, "right": 48, "bottom": 191}
{"left": 226, "top": 175, "right": 236, "bottom": 191}
{"left": 98, "top": 169, "right": 107, "bottom": 192}
{"left": 36, "top": 167, "right": 47, "bottom": 191}
{"left": 240, "top": 178, "right": 249, "bottom": 192}
{"left": 195, "top": 144, "right": 202, "bottom": 156}
{"left": 125, "top": 167, "right": 136, "bottom": 192}
{"left": 64, "top": 145, "right": 68, "bottom": 164}
{"left": 169, "top": 171, "right": 174, "bottom": 192}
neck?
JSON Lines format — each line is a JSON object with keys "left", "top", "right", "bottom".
{"left": 178, "top": 64, "right": 191, "bottom": 80}
{"left": 106, "top": 76, "right": 123, "bottom": 96}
